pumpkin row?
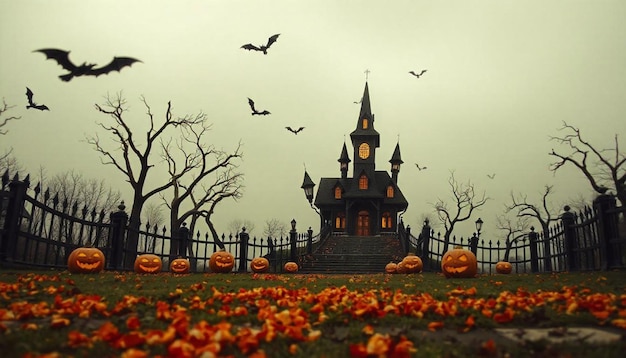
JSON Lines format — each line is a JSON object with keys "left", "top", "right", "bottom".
{"left": 67, "top": 247, "right": 300, "bottom": 274}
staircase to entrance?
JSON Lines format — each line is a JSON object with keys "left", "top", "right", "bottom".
{"left": 300, "top": 235, "right": 405, "bottom": 274}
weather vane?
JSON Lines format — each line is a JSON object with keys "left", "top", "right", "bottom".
{"left": 364, "top": 69, "right": 371, "bottom": 81}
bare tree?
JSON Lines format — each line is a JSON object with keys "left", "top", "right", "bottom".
{"left": 496, "top": 214, "right": 530, "bottom": 261}
{"left": 141, "top": 201, "right": 165, "bottom": 252}
{"left": 46, "top": 170, "right": 121, "bottom": 215}
{"left": 433, "top": 171, "right": 488, "bottom": 252}
{"left": 159, "top": 120, "right": 243, "bottom": 259}
{"left": 0, "top": 99, "right": 21, "bottom": 136}
{"left": 550, "top": 121, "right": 626, "bottom": 215}
{"left": 263, "top": 218, "right": 288, "bottom": 239}
{"left": 86, "top": 94, "right": 222, "bottom": 267}
{"left": 505, "top": 185, "right": 559, "bottom": 239}
{"left": 228, "top": 219, "right": 256, "bottom": 236}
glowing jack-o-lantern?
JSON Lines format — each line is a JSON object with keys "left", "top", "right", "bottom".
{"left": 67, "top": 247, "right": 105, "bottom": 273}
{"left": 284, "top": 261, "right": 299, "bottom": 273}
{"left": 401, "top": 253, "right": 423, "bottom": 274}
{"left": 134, "top": 254, "right": 163, "bottom": 274}
{"left": 170, "top": 257, "right": 191, "bottom": 274}
{"left": 384, "top": 262, "right": 398, "bottom": 274}
{"left": 250, "top": 257, "right": 270, "bottom": 273}
{"left": 441, "top": 247, "right": 477, "bottom": 278}
{"left": 495, "top": 261, "right": 512, "bottom": 274}
{"left": 209, "top": 250, "right": 235, "bottom": 273}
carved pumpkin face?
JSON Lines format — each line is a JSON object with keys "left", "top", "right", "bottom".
{"left": 250, "top": 257, "right": 270, "bottom": 273}
{"left": 401, "top": 254, "right": 423, "bottom": 274}
{"left": 396, "top": 261, "right": 408, "bottom": 274}
{"left": 385, "top": 262, "right": 397, "bottom": 274}
{"left": 441, "top": 248, "right": 477, "bottom": 278}
{"left": 170, "top": 258, "right": 191, "bottom": 274}
{"left": 495, "top": 261, "right": 512, "bottom": 274}
{"left": 134, "top": 254, "right": 162, "bottom": 274}
{"left": 67, "top": 247, "right": 105, "bottom": 273}
{"left": 209, "top": 250, "right": 235, "bottom": 273}
{"left": 284, "top": 261, "right": 299, "bottom": 273}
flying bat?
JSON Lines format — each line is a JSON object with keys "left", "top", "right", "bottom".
{"left": 409, "top": 70, "right": 427, "bottom": 78}
{"left": 415, "top": 163, "right": 427, "bottom": 171}
{"left": 247, "top": 98, "right": 271, "bottom": 115}
{"left": 286, "top": 126, "right": 305, "bottom": 135}
{"left": 487, "top": 173, "right": 496, "bottom": 179}
{"left": 34, "top": 48, "right": 141, "bottom": 81}
{"left": 241, "top": 34, "right": 280, "bottom": 54}
{"left": 25, "top": 87, "right": 49, "bottom": 111}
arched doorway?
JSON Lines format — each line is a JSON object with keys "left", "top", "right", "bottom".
{"left": 356, "top": 210, "right": 370, "bottom": 236}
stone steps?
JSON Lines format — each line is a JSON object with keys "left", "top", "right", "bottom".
{"left": 300, "top": 235, "right": 404, "bottom": 274}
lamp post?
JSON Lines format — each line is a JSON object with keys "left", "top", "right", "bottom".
{"left": 470, "top": 217, "right": 483, "bottom": 255}
{"left": 301, "top": 170, "right": 323, "bottom": 228}
{"left": 290, "top": 219, "right": 297, "bottom": 262}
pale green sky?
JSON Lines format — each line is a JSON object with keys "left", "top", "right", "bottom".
{"left": 1, "top": 0, "right": 625, "bottom": 239}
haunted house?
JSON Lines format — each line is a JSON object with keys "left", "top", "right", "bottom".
{"left": 312, "top": 82, "right": 409, "bottom": 236}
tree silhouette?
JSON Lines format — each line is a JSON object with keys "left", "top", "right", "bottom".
{"left": 0, "top": 99, "right": 20, "bottom": 136}
{"left": 550, "top": 121, "right": 625, "bottom": 215}
{"left": 433, "top": 171, "right": 488, "bottom": 252}
{"left": 86, "top": 94, "right": 242, "bottom": 268}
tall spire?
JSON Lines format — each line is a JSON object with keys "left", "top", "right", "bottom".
{"left": 338, "top": 142, "right": 351, "bottom": 178}
{"left": 358, "top": 82, "right": 373, "bottom": 125}
{"left": 390, "top": 142, "right": 403, "bottom": 183}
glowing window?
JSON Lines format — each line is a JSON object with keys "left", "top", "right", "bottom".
{"left": 362, "top": 118, "right": 368, "bottom": 129}
{"left": 358, "top": 143, "right": 370, "bottom": 159}
{"left": 334, "top": 186, "right": 342, "bottom": 199}
{"left": 359, "top": 174, "right": 368, "bottom": 190}
{"left": 381, "top": 212, "right": 392, "bottom": 229}
{"left": 386, "top": 185, "right": 394, "bottom": 198}
{"left": 335, "top": 213, "right": 346, "bottom": 229}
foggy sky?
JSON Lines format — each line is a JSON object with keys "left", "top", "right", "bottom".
{"left": 1, "top": 0, "right": 625, "bottom": 240}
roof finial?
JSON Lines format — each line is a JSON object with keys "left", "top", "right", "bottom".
{"left": 364, "top": 69, "right": 370, "bottom": 82}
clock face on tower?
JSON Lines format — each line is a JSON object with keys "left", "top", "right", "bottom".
{"left": 358, "top": 142, "right": 370, "bottom": 159}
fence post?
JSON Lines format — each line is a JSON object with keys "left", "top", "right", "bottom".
{"left": 307, "top": 227, "right": 313, "bottom": 255}
{"left": 290, "top": 219, "right": 297, "bottom": 262}
{"left": 420, "top": 220, "right": 431, "bottom": 269}
{"left": 561, "top": 205, "right": 578, "bottom": 271}
{"left": 109, "top": 202, "right": 128, "bottom": 270}
{"left": 0, "top": 175, "right": 29, "bottom": 265}
{"left": 469, "top": 233, "right": 479, "bottom": 256}
{"left": 593, "top": 194, "right": 618, "bottom": 270}
{"left": 238, "top": 227, "right": 249, "bottom": 272}
{"left": 528, "top": 227, "right": 539, "bottom": 273}
{"left": 178, "top": 223, "right": 191, "bottom": 257}
{"left": 405, "top": 225, "right": 412, "bottom": 254}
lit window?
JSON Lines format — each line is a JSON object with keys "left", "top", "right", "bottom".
{"left": 359, "top": 174, "right": 368, "bottom": 190}
{"left": 362, "top": 118, "right": 368, "bottom": 129}
{"left": 358, "top": 143, "right": 370, "bottom": 159}
{"left": 334, "top": 186, "right": 342, "bottom": 199}
{"left": 381, "top": 212, "right": 392, "bottom": 229}
{"left": 386, "top": 185, "right": 394, "bottom": 198}
{"left": 335, "top": 213, "right": 346, "bottom": 229}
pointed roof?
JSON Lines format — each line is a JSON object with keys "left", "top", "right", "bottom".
{"left": 338, "top": 142, "right": 351, "bottom": 163}
{"left": 350, "top": 82, "right": 380, "bottom": 144}
{"left": 389, "top": 142, "right": 403, "bottom": 164}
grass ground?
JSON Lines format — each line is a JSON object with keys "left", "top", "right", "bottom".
{"left": 1, "top": 269, "right": 625, "bottom": 357}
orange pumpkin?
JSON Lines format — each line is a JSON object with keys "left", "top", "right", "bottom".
{"left": 284, "top": 261, "right": 299, "bottom": 273}
{"left": 67, "top": 247, "right": 105, "bottom": 273}
{"left": 170, "top": 257, "right": 191, "bottom": 274}
{"left": 401, "top": 254, "right": 423, "bottom": 274}
{"left": 396, "top": 261, "right": 408, "bottom": 274}
{"left": 209, "top": 250, "right": 235, "bottom": 273}
{"left": 134, "top": 254, "right": 162, "bottom": 274}
{"left": 495, "top": 261, "right": 512, "bottom": 274}
{"left": 250, "top": 257, "right": 270, "bottom": 273}
{"left": 384, "top": 262, "right": 398, "bottom": 274}
{"left": 441, "top": 247, "right": 477, "bottom": 278}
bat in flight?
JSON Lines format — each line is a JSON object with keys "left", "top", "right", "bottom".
{"left": 241, "top": 34, "right": 280, "bottom": 54}
{"left": 25, "top": 87, "right": 49, "bottom": 111}
{"left": 286, "top": 126, "right": 305, "bottom": 135}
{"left": 34, "top": 48, "right": 141, "bottom": 81}
{"left": 415, "top": 163, "right": 427, "bottom": 171}
{"left": 247, "top": 98, "right": 271, "bottom": 115}
{"left": 409, "top": 70, "right": 427, "bottom": 78}
{"left": 487, "top": 173, "right": 496, "bottom": 179}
